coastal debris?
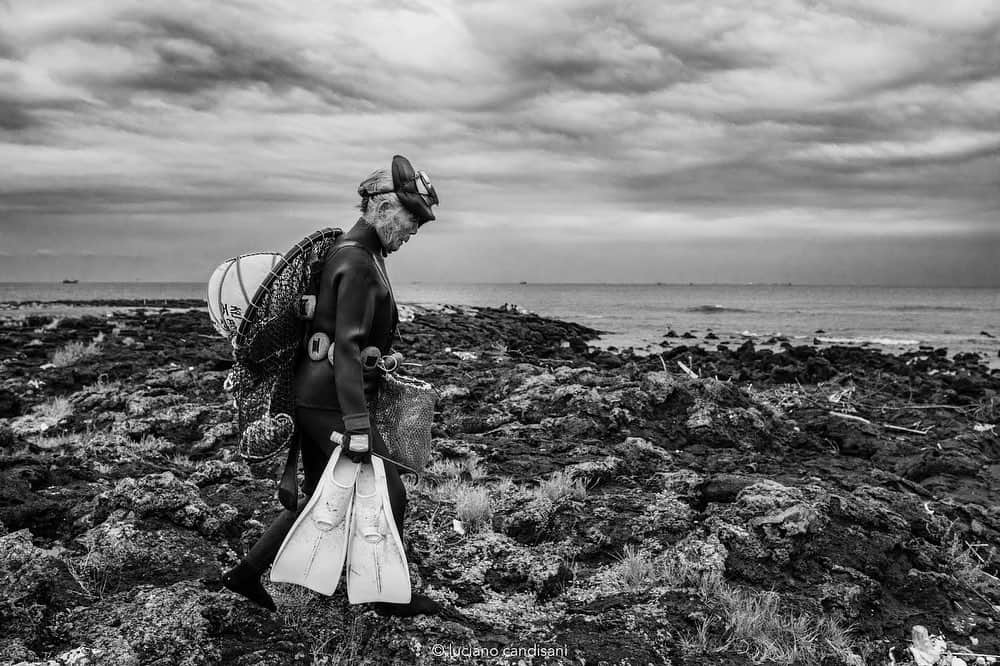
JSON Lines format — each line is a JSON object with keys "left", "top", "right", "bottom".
{"left": 909, "top": 625, "right": 1000, "bottom": 665}
{"left": 445, "top": 348, "right": 478, "bottom": 361}
{"left": 827, "top": 386, "right": 856, "bottom": 404}
{"left": 909, "top": 626, "right": 958, "bottom": 666}
{"left": 676, "top": 359, "right": 698, "bottom": 379}
{"left": 885, "top": 423, "right": 933, "bottom": 436}
{"left": 829, "top": 411, "right": 871, "bottom": 426}
{"left": 828, "top": 410, "right": 932, "bottom": 435}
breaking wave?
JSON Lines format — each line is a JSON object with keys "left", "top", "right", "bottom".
{"left": 885, "top": 305, "right": 977, "bottom": 312}
{"left": 816, "top": 336, "right": 921, "bottom": 346}
{"left": 685, "top": 305, "right": 754, "bottom": 313}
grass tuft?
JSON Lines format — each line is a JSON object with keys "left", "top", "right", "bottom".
{"left": 536, "top": 469, "right": 587, "bottom": 503}
{"left": 618, "top": 544, "right": 657, "bottom": 591}
{"left": 34, "top": 396, "right": 74, "bottom": 422}
{"left": 52, "top": 340, "right": 102, "bottom": 367}
{"left": 614, "top": 546, "right": 863, "bottom": 664}
{"left": 133, "top": 433, "right": 173, "bottom": 456}
{"left": 680, "top": 580, "right": 862, "bottom": 664}
{"left": 455, "top": 485, "right": 492, "bottom": 531}
{"left": 35, "top": 433, "right": 78, "bottom": 450}
{"left": 490, "top": 476, "right": 519, "bottom": 497}
{"left": 426, "top": 452, "right": 487, "bottom": 481}
{"left": 65, "top": 529, "right": 138, "bottom": 599}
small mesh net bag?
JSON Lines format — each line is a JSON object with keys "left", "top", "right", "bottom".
{"left": 226, "top": 227, "right": 342, "bottom": 460}
{"left": 373, "top": 372, "right": 436, "bottom": 472}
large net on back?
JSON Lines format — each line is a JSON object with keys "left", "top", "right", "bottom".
{"left": 227, "top": 227, "right": 342, "bottom": 460}
{"left": 373, "top": 373, "right": 436, "bottom": 472}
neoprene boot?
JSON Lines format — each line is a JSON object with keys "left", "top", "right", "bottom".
{"left": 222, "top": 508, "right": 299, "bottom": 611}
{"left": 222, "top": 561, "right": 276, "bottom": 611}
{"left": 371, "top": 593, "right": 442, "bottom": 617}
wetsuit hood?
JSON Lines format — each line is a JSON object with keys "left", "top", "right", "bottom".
{"left": 359, "top": 155, "right": 439, "bottom": 224}
{"left": 345, "top": 219, "right": 386, "bottom": 257}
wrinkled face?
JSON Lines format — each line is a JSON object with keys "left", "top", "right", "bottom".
{"left": 373, "top": 201, "right": 420, "bottom": 254}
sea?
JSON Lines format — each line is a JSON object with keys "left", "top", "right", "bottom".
{"left": 2, "top": 282, "right": 998, "bottom": 367}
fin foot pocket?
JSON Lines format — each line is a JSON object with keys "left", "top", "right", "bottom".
{"left": 347, "top": 458, "right": 411, "bottom": 604}
{"left": 270, "top": 446, "right": 359, "bottom": 595}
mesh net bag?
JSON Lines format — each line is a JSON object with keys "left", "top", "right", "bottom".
{"left": 227, "top": 227, "right": 343, "bottom": 460}
{"left": 373, "top": 372, "right": 437, "bottom": 472}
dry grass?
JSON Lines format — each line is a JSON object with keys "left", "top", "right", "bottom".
{"left": 490, "top": 476, "right": 519, "bottom": 497}
{"left": 613, "top": 545, "right": 863, "bottom": 664}
{"left": 618, "top": 545, "right": 657, "bottom": 591}
{"left": 88, "top": 374, "right": 121, "bottom": 392}
{"left": 65, "top": 530, "right": 137, "bottom": 600}
{"left": 454, "top": 485, "right": 492, "bottom": 531}
{"left": 427, "top": 477, "right": 465, "bottom": 502}
{"left": 34, "top": 396, "right": 74, "bottom": 422}
{"left": 488, "top": 341, "right": 511, "bottom": 362}
{"left": 535, "top": 469, "right": 587, "bottom": 503}
{"left": 133, "top": 433, "right": 174, "bottom": 456}
{"left": 426, "top": 459, "right": 464, "bottom": 478}
{"left": 170, "top": 453, "right": 194, "bottom": 469}
{"left": 679, "top": 582, "right": 863, "bottom": 664}
{"left": 971, "top": 396, "right": 997, "bottom": 423}
{"left": 52, "top": 340, "right": 102, "bottom": 367}
{"left": 930, "top": 516, "right": 1000, "bottom": 596}
{"left": 461, "top": 452, "right": 488, "bottom": 480}
{"left": 946, "top": 535, "right": 999, "bottom": 594}
{"left": 426, "top": 452, "right": 487, "bottom": 480}
{"left": 272, "top": 585, "right": 373, "bottom": 665}
{"left": 34, "top": 433, "right": 78, "bottom": 450}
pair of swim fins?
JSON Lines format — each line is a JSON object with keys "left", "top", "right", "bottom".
{"left": 269, "top": 445, "right": 411, "bottom": 604}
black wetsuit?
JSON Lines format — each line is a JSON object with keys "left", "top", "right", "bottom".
{"left": 242, "top": 220, "right": 406, "bottom": 573}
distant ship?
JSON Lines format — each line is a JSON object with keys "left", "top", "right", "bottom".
{"left": 61, "top": 279, "right": 79, "bottom": 284}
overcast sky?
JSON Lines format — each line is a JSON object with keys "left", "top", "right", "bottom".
{"left": 1, "top": 0, "right": 998, "bottom": 285}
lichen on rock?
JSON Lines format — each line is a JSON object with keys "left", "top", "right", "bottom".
{"left": 90, "top": 472, "right": 240, "bottom": 537}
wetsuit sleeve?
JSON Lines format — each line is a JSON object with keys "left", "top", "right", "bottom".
{"left": 332, "top": 261, "right": 377, "bottom": 434}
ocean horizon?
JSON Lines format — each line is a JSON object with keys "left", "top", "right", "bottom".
{"left": 1, "top": 281, "right": 998, "bottom": 367}
{"left": 2, "top": 280, "right": 998, "bottom": 287}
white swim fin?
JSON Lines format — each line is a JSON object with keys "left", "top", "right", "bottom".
{"left": 346, "top": 456, "right": 411, "bottom": 604}
{"left": 270, "top": 446, "right": 359, "bottom": 595}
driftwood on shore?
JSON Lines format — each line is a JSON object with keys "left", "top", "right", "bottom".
{"left": 0, "top": 302, "right": 998, "bottom": 665}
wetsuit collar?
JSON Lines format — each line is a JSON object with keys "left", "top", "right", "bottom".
{"left": 346, "top": 218, "right": 388, "bottom": 257}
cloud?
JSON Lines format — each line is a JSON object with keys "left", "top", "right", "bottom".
{"left": 0, "top": 98, "right": 36, "bottom": 130}
{"left": 0, "top": 0, "right": 997, "bottom": 284}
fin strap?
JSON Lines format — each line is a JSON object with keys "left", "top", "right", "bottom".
{"left": 277, "top": 429, "right": 300, "bottom": 511}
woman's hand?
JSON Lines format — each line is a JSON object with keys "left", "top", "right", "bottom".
{"left": 343, "top": 432, "right": 370, "bottom": 463}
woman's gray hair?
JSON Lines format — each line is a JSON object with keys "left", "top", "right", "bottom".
{"left": 357, "top": 168, "right": 396, "bottom": 217}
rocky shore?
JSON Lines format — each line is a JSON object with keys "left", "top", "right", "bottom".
{"left": 1, "top": 301, "right": 999, "bottom": 665}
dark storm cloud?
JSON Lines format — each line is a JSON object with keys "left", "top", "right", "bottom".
{"left": 0, "top": 180, "right": 333, "bottom": 215}
{"left": 135, "top": 21, "right": 327, "bottom": 94}
{"left": 46, "top": 11, "right": 381, "bottom": 109}
{"left": 616, "top": 144, "right": 1000, "bottom": 224}
{"left": 0, "top": 35, "right": 16, "bottom": 60}
{"left": 0, "top": 98, "right": 36, "bottom": 130}
{"left": 510, "top": 32, "right": 685, "bottom": 95}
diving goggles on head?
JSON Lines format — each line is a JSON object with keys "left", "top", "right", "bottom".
{"left": 370, "top": 170, "right": 437, "bottom": 207}
{"left": 360, "top": 154, "right": 439, "bottom": 223}
{"left": 411, "top": 170, "right": 438, "bottom": 207}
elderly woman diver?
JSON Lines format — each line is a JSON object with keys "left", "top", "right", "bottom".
{"left": 222, "top": 155, "right": 441, "bottom": 617}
